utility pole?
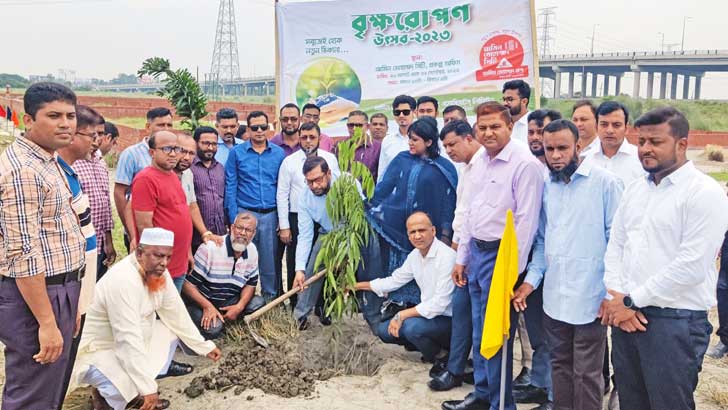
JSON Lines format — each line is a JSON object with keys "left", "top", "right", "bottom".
{"left": 680, "top": 16, "right": 691, "bottom": 52}
{"left": 209, "top": 0, "right": 241, "bottom": 99}
{"left": 658, "top": 32, "right": 665, "bottom": 52}
{"left": 589, "top": 24, "right": 599, "bottom": 55}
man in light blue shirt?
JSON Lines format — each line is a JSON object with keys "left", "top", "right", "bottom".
{"left": 214, "top": 107, "right": 243, "bottom": 166}
{"left": 513, "top": 119, "right": 623, "bottom": 410}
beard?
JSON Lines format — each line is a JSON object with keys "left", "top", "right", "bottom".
{"left": 529, "top": 145, "right": 545, "bottom": 157}
{"left": 145, "top": 274, "right": 167, "bottom": 293}
{"left": 282, "top": 127, "right": 298, "bottom": 136}
{"left": 197, "top": 148, "right": 215, "bottom": 160}
{"left": 302, "top": 145, "right": 319, "bottom": 155}
{"left": 509, "top": 104, "right": 522, "bottom": 116}
{"left": 231, "top": 240, "right": 248, "bottom": 253}
{"left": 312, "top": 183, "right": 331, "bottom": 197}
{"left": 548, "top": 155, "right": 580, "bottom": 183}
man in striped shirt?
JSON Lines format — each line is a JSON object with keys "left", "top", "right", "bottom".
{"left": 183, "top": 212, "right": 265, "bottom": 339}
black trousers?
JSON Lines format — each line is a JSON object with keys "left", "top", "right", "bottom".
{"left": 612, "top": 307, "right": 711, "bottom": 410}
{"left": 283, "top": 212, "right": 299, "bottom": 307}
{"left": 58, "top": 313, "right": 86, "bottom": 409}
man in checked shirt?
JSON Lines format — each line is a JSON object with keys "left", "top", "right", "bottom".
{"left": 0, "top": 82, "right": 86, "bottom": 410}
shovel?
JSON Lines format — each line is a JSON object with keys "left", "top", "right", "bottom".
{"left": 244, "top": 269, "right": 327, "bottom": 348}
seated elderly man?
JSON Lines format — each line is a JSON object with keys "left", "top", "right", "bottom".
{"left": 183, "top": 212, "right": 266, "bottom": 339}
{"left": 70, "top": 228, "right": 221, "bottom": 410}
{"left": 355, "top": 212, "right": 456, "bottom": 368}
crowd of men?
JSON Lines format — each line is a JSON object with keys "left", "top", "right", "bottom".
{"left": 0, "top": 79, "right": 726, "bottom": 410}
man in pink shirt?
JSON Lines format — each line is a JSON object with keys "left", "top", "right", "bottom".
{"left": 442, "top": 102, "right": 544, "bottom": 410}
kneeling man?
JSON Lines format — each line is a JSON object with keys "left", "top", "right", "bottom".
{"left": 355, "top": 212, "right": 455, "bottom": 365}
{"left": 71, "top": 228, "right": 221, "bottom": 410}
{"left": 184, "top": 212, "right": 266, "bottom": 339}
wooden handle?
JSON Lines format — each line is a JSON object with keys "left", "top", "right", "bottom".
{"left": 244, "top": 269, "right": 327, "bottom": 324}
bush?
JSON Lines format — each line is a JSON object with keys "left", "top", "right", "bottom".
{"left": 705, "top": 144, "right": 725, "bottom": 162}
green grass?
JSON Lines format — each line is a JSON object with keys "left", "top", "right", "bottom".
{"left": 111, "top": 204, "right": 128, "bottom": 260}
{"left": 709, "top": 172, "right": 728, "bottom": 182}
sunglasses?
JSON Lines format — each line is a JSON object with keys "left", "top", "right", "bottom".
{"left": 157, "top": 146, "right": 182, "bottom": 154}
{"left": 347, "top": 123, "right": 365, "bottom": 128}
{"left": 280, "top": 117, "right": 299, "bottom": 123}
{"left": 393, "top": 109, "right": 412, "bottom": 117}
{"left": 249, "top": 124, "right": 269, "bottom": 132}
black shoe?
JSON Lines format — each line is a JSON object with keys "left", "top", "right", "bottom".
{"left": 513, "top": 366, "right": 532, "bottom": 388}
{"left": 428, "top": 371, "right": 463, "bottom": 391}
{"left": 463, "top": 371, "right": 474, "bottom": 385}
{"left": 297, "top": 317, "right": 309, "bottom": 331}
{"left": 441, "top": 393, "right": 490, "bottom": 410}
{"left": 315, "top": 306, "right": 332, "bottom": 326}
{"left": 531, "top": 401, "right": 554, "bottom": 410}
{"left": 429, "top": 358, "right": 448, "bottom": 378}
{"left": 514, "top": 385, "right": 549, "bottom": 404}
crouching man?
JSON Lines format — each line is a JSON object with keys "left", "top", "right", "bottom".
{"left": 70, "top": 228, "right": 221, "bottom": 410}
{"left": 355, "top": 212, "right": 455, "bottom": 368}
{"left": 183, "top": 212, "right": 266, "bottom": 339}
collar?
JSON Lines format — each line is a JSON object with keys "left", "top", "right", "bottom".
{"left": 225, "top": 234, "right": 249, "bottom": 259}
{"left": 466, "top": 146, "right": 486, "bottom": 167}
{"left": 192, "top": 156, "right": 219, "bottom": 168}
{"left": 595, "top": 138, "right": 635, "bottom": 157}
{"left": 490, "top": 139, "right": 516, "bottom": 162}
{"left": 422, "top": 239, "right": 442, "bottom": 260}
{"left": 243, "top": 140, "right": 270, "bottom": 153}
{"left": 655, "top": 161, "right": 694, "bottom": 186}
{"left": 16, "top": 135, "right": 57, "bottom": 163}
{"left": 516, "top": 111, "right": 531, "bottom": 126}
{"left": 57, "top": 156, "right": 77, "bottom": 177}
{"left": 574, "top": 157, "right": 594, "bottom": 178}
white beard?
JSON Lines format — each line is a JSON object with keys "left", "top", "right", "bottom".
{"left": 231, "top": 241, "right": 247, "bottom": 252}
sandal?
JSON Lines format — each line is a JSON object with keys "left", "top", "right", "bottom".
{"left": 126, "top": 396, "right": 171, "bottom": 409}
{"left": 158, "top": 360, "right": 194, "bottom": 378}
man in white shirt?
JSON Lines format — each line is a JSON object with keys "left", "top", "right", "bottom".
{"left": 502, "top": 80, "right": 531, "bottom": 145}
{"left": 603, "top": 107, "right": 728, "bottom": 410}
{"left": 355, "top": 211, "right": 456, "bottom": 368}
{"left": 584, "top": 101, "right": 644, "bottom": 185}
{"left": 71, "top": 228, "right": 221, "bottom": 410}
{"left": 428, "top": 120, "right": 483, "bottom": 392}
{"left": 277, "top": 123, "right": 339, "bottom": 309}
{"left": 378, "top": 94, "right": 416, "bottom": 182}
{"left": 572, "top": 100, "right": 600, "bottom": 155}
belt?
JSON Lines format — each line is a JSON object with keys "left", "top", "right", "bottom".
{"left": 640, "top": 306, "right": 708, "bottom": 320}
{"left": 1, "top": 265, "right": 85, "bottom": 286}
{"left": 245, "top": 207, "right": 276, "bottom": 214}
{"left": 473, "top": 238, "right": 501, "bottom": 251}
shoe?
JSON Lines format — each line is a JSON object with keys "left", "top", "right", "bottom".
{"left": 297, "top": 317, "right": 309, "bottom": 331}
{"left": 463, "top": 371, "right": 474, "bottom": 385}
{"left": 707, "top": 341, "right": 728, "bottom": 359}
{"left": 315, "top": 306, "right": 332, "bottom": 326}
{"left": 530, "top": 401, "right": 554, "bottom": 410}
{"left": 513, "top": 385, "right": 549, "bottom": 404}
{"left": 429, "top": 358, "right": 448, "bottom": 378}
{"left": 428, "top": 371, "right": 463, "bottom": 391}
{"left": 91, "top": 388, "right": 112, "bottom": 410}
{"left": 441, "top": 393, "right": 490, "bottom": 410}
{"left": 157, "top": 361, "right": 193, "bottom": 379}
{"left": 608, "top": 388, "right": 620, "bottom": 410}
{"left": 513, "top": 366, "right": 532, "bottom": 388}
{"left": 604, "top": 377, "right": 611, "bottom": 395}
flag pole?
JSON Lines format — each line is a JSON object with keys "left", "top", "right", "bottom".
{"left": 499, "top": 335, "right": 507, "bottom": 410}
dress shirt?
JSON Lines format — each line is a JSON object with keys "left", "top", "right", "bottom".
{"left": 525, "top": 161, "right": 623, "bottom": 325}
{"left": 319, "top": 133, "right": 334, "bottom": 152}
{"left": 214, "top": 136, "right": 243, "bottom": 167}
{"left": 179, "top": 169, "right": 196, "bottom": 205}
{"left": 377, "top": 129, "right": 409, "bottom": 183}
{"left": 190, "top": 157, "right": 226, "bottom": 235}
{"left": 453, "top": 146, "right": 485, "bottom": 244}
{"left": 74, "top": 157, "right": 114, "bottom": 254}
{"left": 271, "top": 133, "right": 301, "bottom": 157}
{"left": 578, "top": 136, "right": 601, "bottom": 157}
{"left": 456, "top": 139, "right": 544, "bottom": 272}
{"left": 604, "top": 161, "right": 728, "bottom": 311}
{"left": 583, "top": 139, "right": 645, "bottom": 185}
{"left": 0, "top": 136, "right": 85, "bottom": 278}
{"left": 224, "top": 141, "right": 285, "bottom": 223}
{"left": 510, "top": 111, "right": 531, "bottom": 145}
{"left": 295, "top": 174, "right": 338, "bottom": 271}
{"left": 335, "top": 136, "right": 382, "bottom": 182}
{"left": 370, "top": 239, "right": 456, "bottom": 318}
{"left": 115, "top": 138, "right": 151, "bottom": 188}
{"left": 276, "top": 150, "right": 340, "bottom": 230}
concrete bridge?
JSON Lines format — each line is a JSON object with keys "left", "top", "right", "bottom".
{"left": 98, "top": 75, "right": 276, "bottom": 97}
{"left": 539, "top": 49, "right": 728, "bottom": 100}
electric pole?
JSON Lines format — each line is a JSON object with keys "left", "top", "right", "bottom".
{"left": 209, "top": 0, "right": 241, "bottom": 100}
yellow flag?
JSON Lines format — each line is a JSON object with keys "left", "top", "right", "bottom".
{"left": 481, "top": 209, "right": 519, "bottom": 359}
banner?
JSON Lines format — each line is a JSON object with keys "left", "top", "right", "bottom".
{"left": 276, "top": 0, "right": 538, "bottom": 134}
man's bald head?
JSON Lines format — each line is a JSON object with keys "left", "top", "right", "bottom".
{"left": 407, "top": 212, "right": 436, "bottom": 254}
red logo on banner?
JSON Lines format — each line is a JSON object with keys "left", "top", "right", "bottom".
{"left": 476, "top": 34, "right": 529, "bottom": 82}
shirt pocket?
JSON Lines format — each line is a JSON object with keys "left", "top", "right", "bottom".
{"left": 484, "top": 180, "right": 507, "bottom": 208}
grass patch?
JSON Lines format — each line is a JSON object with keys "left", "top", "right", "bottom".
{"left": 709, "top": 172, "right": 728, "bottom": 182}
{"left": 111, "top": 199, "right": 128, "bottom": 260}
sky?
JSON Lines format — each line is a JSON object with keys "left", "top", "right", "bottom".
{"left": 1, "top": 0, "right": 727, "bottom": 98}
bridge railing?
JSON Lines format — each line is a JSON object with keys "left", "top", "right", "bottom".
{"left": 541, "top": 49, "right": 728, "bottom": 60}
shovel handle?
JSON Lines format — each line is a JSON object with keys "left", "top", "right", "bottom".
{"left": 244, "top": 269, "right": 327, "bottom": 324}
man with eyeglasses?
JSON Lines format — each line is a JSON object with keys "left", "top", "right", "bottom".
{"left": 214, "top": 108, "right": 243, "bottom": 167}
{"left": 190, "top": 126, "right": 228, "bottom": 253}
{"left": 271, "top": 103, "right": 302, "bottom": 157}
{"left": 378, "top": 95, "right": 416, "bottom": 182}
{"left": 502, "top": 80, "right": 532, "bottom": 146}
{"left": 225, "top": 111, "right": 286, "bottom": 301}
{"left": 340, "top": 110, "right": 381, "bottom": 181}
{"left": 370, "top": 113, "right": 389, "bottom": 141}
{"left": 183, "top": 212, "right": 266, "bottom": 339}
{"left": 301, "top": 103, "right": 334, "bottom": 152}
{"left": 174, "top": 133, "right": 224, "bottom": 254}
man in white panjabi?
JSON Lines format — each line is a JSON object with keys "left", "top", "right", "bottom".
{"left": 70, "top": 228, "right": 222, "bottom": 410}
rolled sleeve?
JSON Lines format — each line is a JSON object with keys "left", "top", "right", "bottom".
{"left": 369, "top": 257, "right": 415, "bottom": 297}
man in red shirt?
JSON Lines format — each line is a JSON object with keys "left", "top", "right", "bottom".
{"left": 132, "top": 130, "right": 193, "bottom": 293}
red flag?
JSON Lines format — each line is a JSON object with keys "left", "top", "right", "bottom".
{"left": 11, "top": 110, "right": 19, "bottom": 127}
{"left": 0, "top": 105, "right": 5, "bottom": 119}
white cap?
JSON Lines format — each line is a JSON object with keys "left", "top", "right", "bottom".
{"left": 139, "top": 228, "right": 174, "bottom": 247}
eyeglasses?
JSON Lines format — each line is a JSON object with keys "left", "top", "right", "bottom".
{"left": 393, "top": 109, "right": 412, "bottom": 117}
{"left": 280, "top": 117, "right": 299, "bottom": 123}
{"left": 347, "top": 123, "right": 365, "bottom": 129}
{"left": 232, "top": 225, "right": 256, "bottom": 234}
{"left": 300, "top": 135, "right": 319, "bottom": 141}
{"left": 76, "top": 131, "right": 98, "bottom": 140}
{"left": 502, "top": 97, "right": 518, "bottom": 103}
{"left": 199, "top": 141, "right": 217, "bottom": 148}
{"left": 157, "top": 146, "right": 182, "bottom": 154}
{"left": 306, "top": 174, "right": 327, "bottom": 186}
{"left": 249, "top": 124, "right": 269, "bottom": 132}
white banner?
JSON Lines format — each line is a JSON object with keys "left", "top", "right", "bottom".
{"left": 277, "top": 0, "right": 537, "bottom": 134}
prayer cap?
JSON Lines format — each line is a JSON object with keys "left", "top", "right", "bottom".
{"left": 139, "top": 228, "right": 174, "bottom": 247}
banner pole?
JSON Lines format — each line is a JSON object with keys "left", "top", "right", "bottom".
{"left": 274, "top": 0, "right": 281, "bottom": 132}
{"left": 499, "top": 334, "right": 507, "bottom": 410}
{"left": 529, "top": 0, "right": 542, "bottom": 108}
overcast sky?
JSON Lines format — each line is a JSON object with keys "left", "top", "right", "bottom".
{"left": 2, "top": 0, "right": 727, "bottom": 98}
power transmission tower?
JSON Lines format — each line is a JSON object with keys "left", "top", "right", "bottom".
{"left": 209, "top": 0, "right": 241, "bottom": 100}
{"left": 537, "top": 7, "right": 557, "bottom": 98}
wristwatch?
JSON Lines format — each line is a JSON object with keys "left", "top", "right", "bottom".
{"left": 623, "top": 295, "right": 639, "bottom": 311}
{"left": 393, "top": 312, "right": 402, "bottom": 322}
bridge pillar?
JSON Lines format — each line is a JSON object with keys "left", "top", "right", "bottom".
{"left": 682, "top": 75, "right": 690, "bottom": 99}
{"left": 670, "top": 73, "right": 678, "bottom": 100}
{"left": 591, "top": 73, "right": 598, "bottom": 98}
{"left": 659, "top": 72, "right": 667, "bottom": 99}
{"left": 695, "top": 74, "right": 703, "bottom": 100}
{"left": 580, "top": 72, "right": 588, "bottom": 97}
{"left": 646, "top": 72, "right": 655, "bottom": 99}
{"left": 631, "top": 65, "right": 641, "bottom": 98}
{"left": 603, "top": 75, "right": 610, "bottom": 96}
{"left": 553, "top": 66, "right": 562, "bottom": 99}
{"left": 615, "top": 75, "right": 622, "bottom": 96}
{"left": 567, "top": 72, "right": 575, "bottom": 98}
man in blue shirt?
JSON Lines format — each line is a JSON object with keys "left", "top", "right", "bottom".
{"left": 513, "top": 119, "right": 623, "bottom": 410}
{"left": 225, "top": 110, "right": 285, "bottom": 300}
{"left": 214, "top": 107, "right": 243, "bottom": 166}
